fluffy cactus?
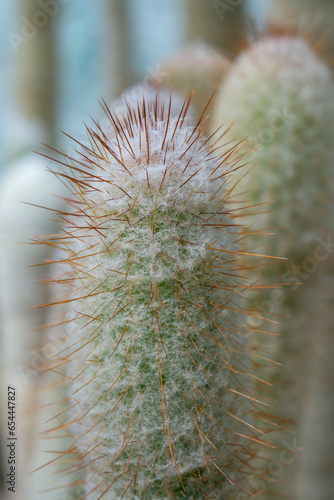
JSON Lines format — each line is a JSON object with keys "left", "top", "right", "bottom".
{"left": 37, "top": 89, "right": 277, "bottom": 499}
{"left": 296, "top": 261, "right": 334, "bottom": 500}
{"left": 213, "top": 36, "right": 334, "bottom": 267}
{"left": 185, "top": 0, "right": 246, "bottom": 56}
{"left": 212, "top": 36, "right": 334, "bottom": 497}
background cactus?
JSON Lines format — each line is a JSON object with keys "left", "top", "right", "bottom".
{"left": 186, "top": 0, "right": 246, "bottom": 56}
{"left": 295, "top": 261, "right": 334, "bottom": 500}
{"left": 104, "top": 0, "right": 133, "bottom": 99}
{"left": 212, "top": 35, "right": 334, "bottom": 498}
{"left": 40, "top": 89, "right": 275, "bottom": 499}
{"left": 0, "top": 154, "right": 68, "bottom": 499}
{"left": 269, "top": 0, "right": 334, "bottom": 59}
{"left": 16, "top": 0, "right": 57, "bottom": 147}
{"left": 213, "top": 36, "right": 334, "bottom": 265}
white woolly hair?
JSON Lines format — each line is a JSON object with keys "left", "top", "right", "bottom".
{"left": 213, "top": 35, "right": 334, "bottom": 264}
{"left": 42, "top": 89, "right": 269, "bottom": 499}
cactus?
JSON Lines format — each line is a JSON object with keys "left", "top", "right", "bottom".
{"left": 0, "top": 154, "right": 68, "bottom": 499}
{"left": 271, "top": 0, "right": 334, "bottom": 20}
{"left": 295, "top": 261, "right": 334, "bottom": 500}
{"left": 185, "top": 0, "right": 246, "bottom": 56}
{"left": 15, "top": 0, "right": 57, "bottom": 146}
{"left": 269, "top": 0, "right": 334, "bottom": 58}
{"left": 212, "top": 35, "right": 334, "bottom": 497}
{"left": 39, "top": 89, "right": 276, "bottom": 499}
{"left": 159, "top": 43, "right": 231, "bottom": 124}
{"left": 104, "top": 0, "right": 133, "bottom": 99}
{"left": 213, "top": 35, "right": 334, "bottom": 268}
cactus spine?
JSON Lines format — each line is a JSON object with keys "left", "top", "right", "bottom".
{"left": 41, "top": 90, "right": 275, "bottom": 499}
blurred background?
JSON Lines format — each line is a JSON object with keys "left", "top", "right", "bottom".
{"left": 0, "top": 0, "right": 268, "bottom": 169}
{"left": 0, "top": 1, "right": 333, "bottom": 499}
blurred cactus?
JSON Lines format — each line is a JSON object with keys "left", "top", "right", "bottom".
{"left": 16, "top": 0, "right": 57, "bottom": 146}
{"left": 0, "top": 155, "right": 68, "bottom": 499}
{"left": 186, "top": 0, "right": 245, "bottom": 56}
{"left": 271, "top": 0, "right": 333, "bottom": 20}
{"left": 213, "top": 36, "right": 333, "bottom": 266}
{"left": 269, "top": 0, "right": 334, "bottom": 57}
{"left": 296, "top": 262, "right": 334, "bottom": 500}
{"left": 104, "top": 0, "right": 133, "bottom": 98}
{"left": 159, "top": 42, "right": 231, "bottom": 123}
{"left": 212, "top": 35, "right": 334, "bottom": 498}
{"left": 41, "top": 89, "right": 276, "bottom": 499}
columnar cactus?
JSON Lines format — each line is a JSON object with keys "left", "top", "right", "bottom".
{"left": 0, "top": 154, "right": 68, "bottom": 500}
{"left": 296, "top": 262, "right": 334, "bottom": 500}
{"left": 186, "top": 0, "right": 246, "bottom": 56}
{"left": 16, "top": 0, "right": 57, "bottom": 145}
{"left": 213, "top": 36, "right": 334, "bottom": 269}
{"left": 159, "top": 43, "right": 231, "bottom": 123}
{"left": 105, "top": 0, "right": 132, "bottom": 98}
{"left": 40, "top": 89, "right": 274, "bottom": 499}
{"left": 212, "top": 36, "right": 334, "bottom": 498}
{"left": 269, "top": 0, "right": 334, "bottom": 58}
